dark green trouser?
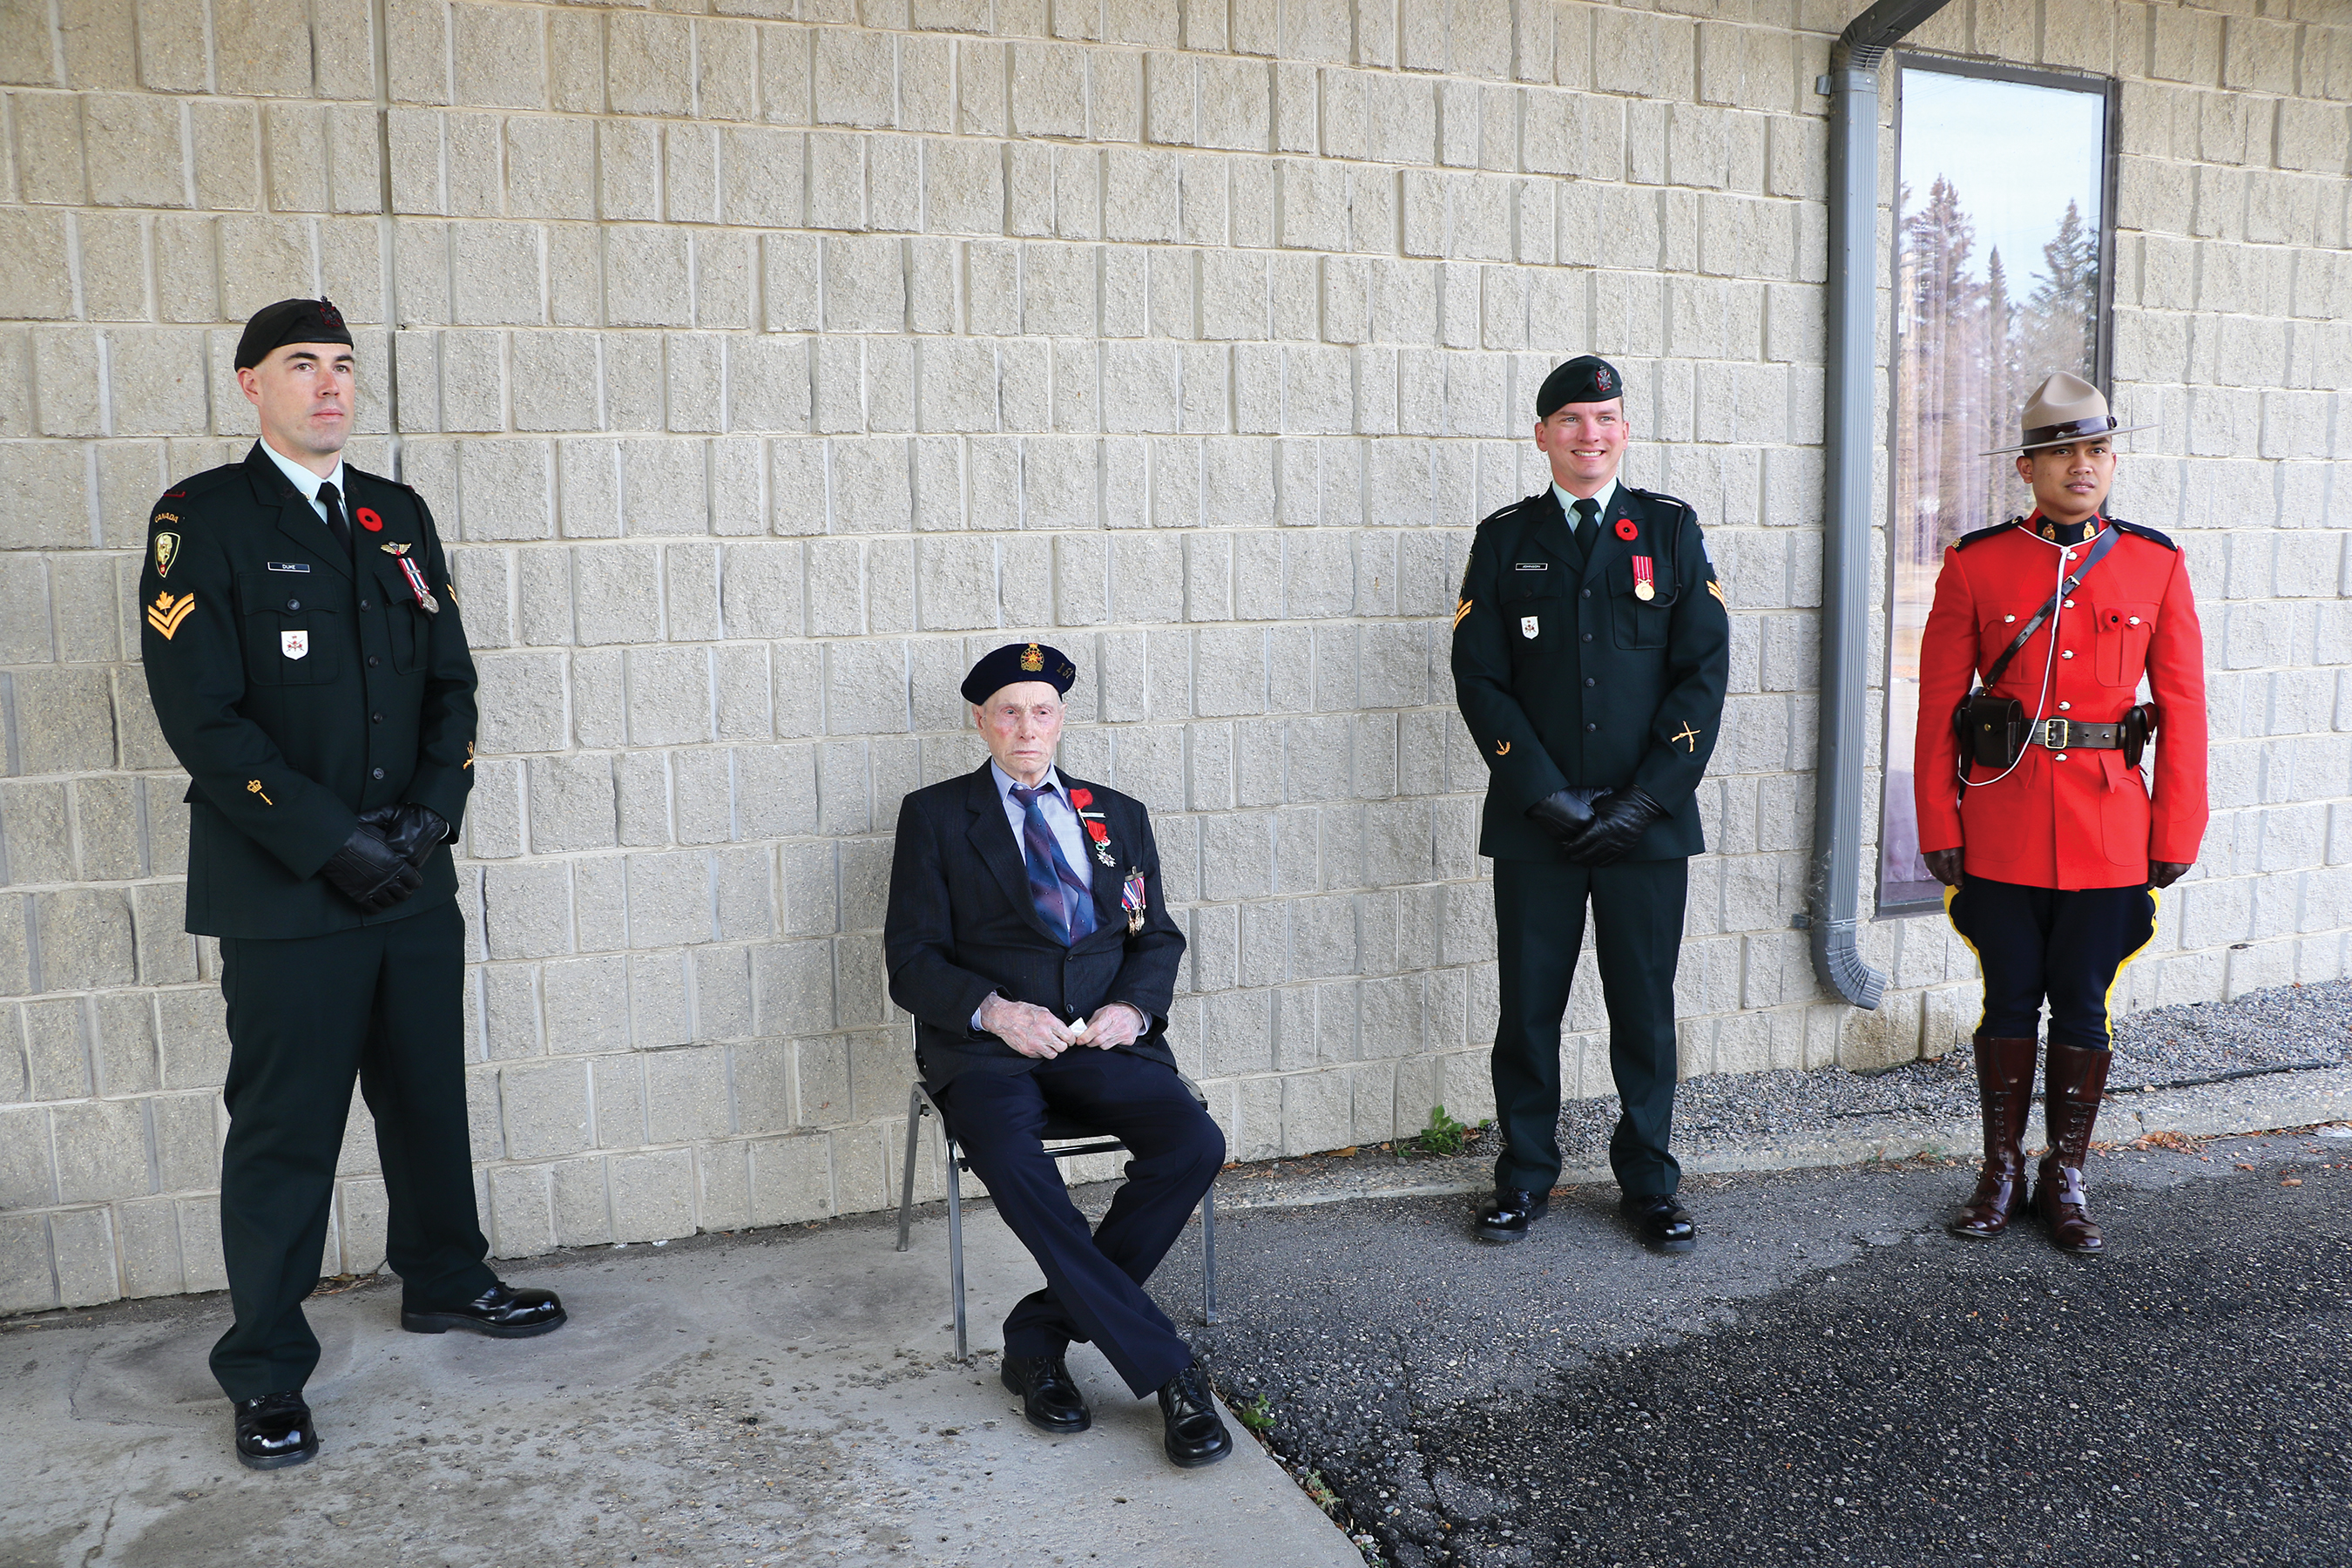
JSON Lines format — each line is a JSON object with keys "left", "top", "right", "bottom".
{"left": 1490, "top": 855, "right": 1687, "bottom": 1198}
{"left": 211, "top": 900, "right": 496, "bottom": 1400}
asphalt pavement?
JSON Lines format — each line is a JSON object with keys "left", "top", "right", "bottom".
{"left": 1168, "top": 1131, "right": 2352, "bottom": 1568}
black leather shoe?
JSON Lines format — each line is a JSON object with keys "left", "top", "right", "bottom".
{"left": 1621, "top": 1192, "right": 1697, "bottom": 1254}
{"left": 233, "top": 1390, "right": 318, "bottom": 1470}
{"left": 401, "top": 1281, "right": 567, "bottom": 1337}
{"left": 1000, "top": 1354, "right": 1091, "bottom": 1434}
{"left": 1157, "top": 1362, "right": 1233, "bottom": 1469}
{"left": 1473, "top": 1186, "right": 1549, "bottom": 1243}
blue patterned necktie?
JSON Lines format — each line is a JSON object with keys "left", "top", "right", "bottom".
{"left": 1009, "top": 783, "right": 1097, "bottom": 945}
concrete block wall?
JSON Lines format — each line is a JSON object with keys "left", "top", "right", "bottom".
{"left": 1, "top": 0, "right": 2346, "bottom": 1313}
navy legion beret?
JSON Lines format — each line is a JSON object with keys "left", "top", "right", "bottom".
{"left": 962, "top": 641, "right": 1078, "bottom": 705}
{"left": 235, "top": 297, "right": 353, "bottom": 370}
{"left": 1536, "top": 355, "right": 1623, "bottom": 419}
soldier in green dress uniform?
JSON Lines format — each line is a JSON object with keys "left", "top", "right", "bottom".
{"left": 138, "top": 299, "right": 565, "bottom": 1471}
{"left": 1450, "top": 355, "right": 1731, "bottom": 1252}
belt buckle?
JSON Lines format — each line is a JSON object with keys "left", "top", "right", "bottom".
{"left": 2040, "top": 718, "right": 2071, "bottom": 749}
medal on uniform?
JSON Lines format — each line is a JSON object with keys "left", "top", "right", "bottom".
{"left": 1068, "top": 787, "right": 1116, "bottom": 868}
{"left": 1121, "top": 869, "right": 1147, "bottom": 935}
{"left": 394, "top": 552, "right": 441, "bottom": 614}
{"left": 1632, "top": 556, "right": 1656, "bottom": 601}
{"left": 1521, "top": 615, "right": 1539, "bottom": 639}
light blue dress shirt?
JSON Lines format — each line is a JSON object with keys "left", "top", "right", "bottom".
{"left": 1552, "top": 475, "right": 1619, "bottom": 538}
{"left": 258, "top": 439, "right": 348, "bottom": 529}
{"left": 970, "top": 761, "right": 1124, "bottom": 1034}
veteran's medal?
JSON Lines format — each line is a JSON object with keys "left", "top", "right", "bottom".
{"left": 1632, "top": 555, "right": 1656, "bottom": 601}
{"left": 394, "top": 551, "right": 440, "bottom": 614}
{"left": 1121, "top": 869, "right": 1147, "bottom": 936}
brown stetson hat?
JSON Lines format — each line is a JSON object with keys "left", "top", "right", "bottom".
{"left": 1983, "top": 371, "right": 2153, "bottom": 456}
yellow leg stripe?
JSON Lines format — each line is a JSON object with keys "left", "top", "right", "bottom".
{"left": 2097, "top": 886, "right": 2162, "bottom": 1045}
{"left": 1943, "top": 882, "right": 1986, "bottom": 1036}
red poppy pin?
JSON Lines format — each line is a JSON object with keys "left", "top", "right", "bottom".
{"left": 356, "top": 506, "right": 384, "bottom": 532}
{"left": 1067, "top": 787, "right": 1115, "bottom": 866}
{"left": 1613, "top": 518, "right": 1639, "bottom": 541}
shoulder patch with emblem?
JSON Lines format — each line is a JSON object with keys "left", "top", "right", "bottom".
{"left": 152, "top": 531, "right": 181, "bottom": 578}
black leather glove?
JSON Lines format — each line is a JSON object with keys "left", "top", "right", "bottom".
{"left": 1559, "top": 787, "right": 1666, "bottom": 868}
{"left": 321, "top": 823, "right": 424, "bottom": 913}
{"left": 2149, "top": 860, "right": 2190, "bottom": 889}
{"left": 1525, "top": 787, "right": 1598, "bottom": 851}
{"left": 359, "top": 802, "right": 449, "bottom": 868}
{"left": 1923, "top": 848, "right": 1964, "bottom": 887}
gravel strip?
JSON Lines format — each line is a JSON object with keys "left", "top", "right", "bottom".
{"left": 1515, "top": 977, "right": 2352, "bottom": 1170}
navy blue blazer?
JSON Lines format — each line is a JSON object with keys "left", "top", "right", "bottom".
{"left": 884, "top": 763, "right": 1186, "bottom": 1088}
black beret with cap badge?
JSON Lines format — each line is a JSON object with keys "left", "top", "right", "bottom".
{"left": 961, "top": 641, "right": 1078, "bottom": 705}
{"left": 234, "top": 298, "right": 353, "bottom": 370}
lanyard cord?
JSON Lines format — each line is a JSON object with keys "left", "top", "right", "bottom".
{"left": 1957, "top": 530, "right": 2075, "bottom": 791}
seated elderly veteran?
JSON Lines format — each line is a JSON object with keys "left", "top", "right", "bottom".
{"left": 883, "top": 642, "right": 1231, "bottom": 1470}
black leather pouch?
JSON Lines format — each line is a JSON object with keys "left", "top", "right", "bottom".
{"left": 2122, "top": 703, "right": 2154, "bottom": 767}
{"left": 1957, "top": 690, "right": 2027, "bottom": 769}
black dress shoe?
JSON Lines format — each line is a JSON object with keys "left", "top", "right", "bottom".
{"left": 1157, "top": 1362, "right": 1233, "bottom": 1469}
{"left": 401, "top": 1281, "right": 567, "bottom": 1337}
{"left": 1621, "top": 1192, "right": 1697, "bottom": 1254}
{"left": 1000, "top": 1354, "right": 1091, "bottom": 1434}
{"left": 1473, "top": 1186, "right": 1550, "bottom": 1243}
{"left": 233, "top": 1390, "right": 318, "bottom": 1470}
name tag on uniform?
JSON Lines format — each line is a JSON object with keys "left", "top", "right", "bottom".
{"left": 1520, "top": 615, "right": 1539, "bottom": 639}
{"left": 267, "top": 561, "right": 311, "bottom": 573}
{"left": 281, "top": 630, "right": 309, "bottom": 660}
{"left": 1513, "top": 562, "right": 1547, "bottom": 571}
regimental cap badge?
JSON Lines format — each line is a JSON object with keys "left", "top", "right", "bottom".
{"left": 316, "top": 296, "right": 344, "bottom": 330}
{"left": 1595, "top": 365, "right": 1612, "bottom": 393}
{"left": 1020, "top": 643, "right": 1044, "bottom": 672}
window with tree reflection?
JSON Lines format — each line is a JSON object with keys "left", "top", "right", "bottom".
{"left": 1879, "top": 61, "right": 2116, "bottom": 913}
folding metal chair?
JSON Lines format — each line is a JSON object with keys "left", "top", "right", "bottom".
{"left": 893, "top": 1023, "right": 1219, "bottom": 1362}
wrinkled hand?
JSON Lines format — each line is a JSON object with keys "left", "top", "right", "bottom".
{"left": 1072, "top": 1003, "right": 1147, "bottom": 1051}
{"left": 1525, "top": 788, "right": 1597, "bottom": 852}
{"left": 1559, "top": 788, "right": 1666, "bottom": 868}
{"left": 2148, "top": 861, "right": 2191, "bottom": 889}
{"left": 979, "top": 994, "right": 1080, "bottom": 1060}
{"left": 359, "top": 802, "right": 449, "bottom": 868}
{"left": 1923, "top": 848, "right": 1965, "bottom": 887}
{"left": 320, "top": 824, "right": 423, "bottom": 913}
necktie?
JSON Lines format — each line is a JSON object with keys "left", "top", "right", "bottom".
{"left": 1009, "top": 784, "right": 1097, "bottom": 945}
{"left": 1572, "top": 495, "right": 1601, "bottom": 562}
{"left": 316, "top": 479, "right": 355, "bottom": 559}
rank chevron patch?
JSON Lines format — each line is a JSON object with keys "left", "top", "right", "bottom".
{"left": 145, "top": 590, "right": 196, "bottom": 639}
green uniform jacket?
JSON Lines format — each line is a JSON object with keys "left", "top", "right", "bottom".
{"left": 1451, "top": 485, "right": 1731, "bottom": 862}
{"left": 138, "top": 443, "right": 476, "bottom": 939}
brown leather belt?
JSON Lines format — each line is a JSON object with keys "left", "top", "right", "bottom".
{"left": 2031, "top": 718, "right": 2125, "bottom": 750}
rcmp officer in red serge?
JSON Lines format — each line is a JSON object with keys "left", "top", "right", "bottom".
{"left": 1915, "top": 371, "right": 2208, "bottom": 1256}
{"left": 883, "top": 643, "right": 1232, "bottom": 1469}
{"left": 1451, "top": 355, "right": 1731, "bottom": 1252}
{"left": 138, "top": 299, "right": 564, "bottom": 1471}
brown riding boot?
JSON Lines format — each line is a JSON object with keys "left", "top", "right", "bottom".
{"left": 1949, "top": 1035, "right": 2038, "bottom": 1240}
{"left": 2033, "top": 1042, "right": 2113, "bottom": 1256}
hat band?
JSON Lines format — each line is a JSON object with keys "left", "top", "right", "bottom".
{"left": 2020, "top": 416, "right": 2117, "bottom": 448}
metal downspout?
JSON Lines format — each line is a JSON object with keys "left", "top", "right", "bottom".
{"left": 1808, "top": 0, "right": 1953, "bottom": 1010}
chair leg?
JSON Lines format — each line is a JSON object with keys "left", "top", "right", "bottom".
{"left": 946, "top": 1145, "right": 969, "bottom": 1363}
{"left": 1200, "top": 1182, "right": 1219, "bottom": 1327}
{"left": 896, "top": 1085, "right": 924, "bottom": 1254}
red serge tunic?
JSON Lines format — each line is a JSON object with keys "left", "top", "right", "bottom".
{"left": 1913, "top": 515, "right": 2209, "bottom": 890}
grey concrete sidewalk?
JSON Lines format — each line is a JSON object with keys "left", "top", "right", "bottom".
{"left": 0, "top": 1200, "right": 1364, "bottom": 1568}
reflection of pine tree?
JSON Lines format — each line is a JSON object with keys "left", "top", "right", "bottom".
{"left": 1897, "top": 177, "right": 1990, "bottom": 557}
{"left": 2027, "top": 199, "right": 2100, "bottom": 375}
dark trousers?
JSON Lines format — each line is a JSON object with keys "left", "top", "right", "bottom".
{"left": 1490, "top": 855, "right": 1687, "bottom": 1197}
{"left": 211, "top": 900, "right": 495, "bottom": 1400}
{"left": 1946, "top": 875, "right": 2159, "bottom": 1050}
{"left": 937, "top": 1049, "right": 1223, "bottom": 1398}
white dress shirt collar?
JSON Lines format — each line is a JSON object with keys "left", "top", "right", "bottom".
{"left": 259, "top": 438, "right": 347, "bottom": 524}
